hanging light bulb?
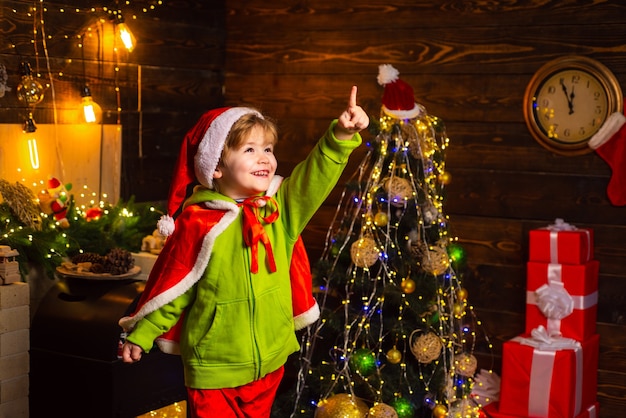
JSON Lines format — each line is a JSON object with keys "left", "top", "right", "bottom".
{"left": 80, "top": 85, "right": 102, "bottom": 124}
{"left": 16, "top": 62, "right": 45, "bottom": 105}
{"left": 114, "top": 14, "right": 136, "bottom": 52}
{"left": 22, "top": 113, "right": 40, "bottom": 170}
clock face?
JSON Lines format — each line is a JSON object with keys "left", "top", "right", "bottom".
{"left": 523, "top": 56, "right": 623, "bottom": 155}
{"left": 532, "top": 69, "right": 608, "bottom": 145}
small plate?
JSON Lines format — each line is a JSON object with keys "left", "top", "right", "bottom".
{"left": 56, "top": 265, "right": 142, "bottom": 280}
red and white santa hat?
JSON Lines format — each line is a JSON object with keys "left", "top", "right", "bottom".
{"left": 158, "top": 106, "right": 262, "bottom": 236}
{"left": 48, "top": 177, "right": 61, "bottom": 190}
{"left": 377, "top": 64, "right": 422, "bottom": 119}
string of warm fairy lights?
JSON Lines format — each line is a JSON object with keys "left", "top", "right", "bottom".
{"left": 5, "top": 0, "right": 162, "bottom": 201}
{"left": 7, "top": 0, "right": 164, "bottom": 119}
{"left": 5, "top": 5, "right": 175, "bottom": 418}
{"left": 4, "top": 8, "right": 160, "bottom": 294}
{"left": 6, "top": 0, "right": 164, "bottom": 21}
{"left": 291, "top": 108, "right": 495, "bottom": 418}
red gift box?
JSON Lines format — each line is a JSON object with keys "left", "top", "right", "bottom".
{"left": 526, "top": 261, "right": 599, "bottom": 341}
{"left": 483, "top": 401, "right": 599, "bottom": 418}
{"left": 499, "top": 333, "right": 599, "bottom": 418}
{"left": 529, "top": 224, "right": 593, "bottom": 265}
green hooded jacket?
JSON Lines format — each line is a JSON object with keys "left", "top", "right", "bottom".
{"left": 126, "top": 120, "right": 361, "bottom": 389}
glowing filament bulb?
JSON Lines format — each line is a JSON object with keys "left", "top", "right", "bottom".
{"left": 28, "top": 138, "right": 40, "bottom": 169}
{"left": 80, "top": 85, "right": 102, "bottom": 123}
{"left": 83, "top": 100, "right": 96, "bottom": 122}
{"left": 116, "top": 21, "right": 136, "bottom": 52}
{"left": 22, "top": 114, "right": 40, "bottom": 169}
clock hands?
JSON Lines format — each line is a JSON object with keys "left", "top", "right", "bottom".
{"left": 560, "top": 79, "right": 575, "bottom": 115}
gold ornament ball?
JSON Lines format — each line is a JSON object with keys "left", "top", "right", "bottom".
{"left": 410, "top": 331, "right": 443, "bottom": 364}
{"left": 314, "top": 394, "right": 368, "bottom": 418}
{"left": 384, "top": 177, "right": 413, "bottom": 207}
{"left": 350, "top": 237, "right": 379, "bottom": 268}
{"left": 400, "top": 121, "right": 419, "bottom": 142}
{"left": 403, "top": 122, "right": 434, "bottom": 159}
{"left": 456, "top": 287, "right": 468, "bottom": 301}
{"left": 432, "top": 404, "right": 448, "bottom": 418}
{"left": 400, "top": 278, "right": 416, "bottom": 294}
{"left": 386, "top": 347, "right": 402, "bottom": 364}
{"left": 421, "top": 247, "right": 450, "bottom": 275}
{"left": 438, "top": 171, "right": 452, "bottom": 185}
{"left": 374, "top": 211, "right": 389, "bottom": 227}
{"left": 368, "top": 403, "right": 399, "bottom": 418}
{"left": 453, "top": 303, "right": 465, "bottom": 317}
{"left": 456, "top": 353, "right": 478, "bottom": 377}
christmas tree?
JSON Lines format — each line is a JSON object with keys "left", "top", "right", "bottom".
{"left": 273, "top": 65, "right": 493, "bottom": 418}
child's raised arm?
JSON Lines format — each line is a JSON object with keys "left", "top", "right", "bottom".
{"left": 334, "top": 85, "right": 369, "bottom": 140}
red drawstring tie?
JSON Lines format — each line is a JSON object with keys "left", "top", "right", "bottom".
{"left": 239, "top": 196, "right": 279, "bottom": 273}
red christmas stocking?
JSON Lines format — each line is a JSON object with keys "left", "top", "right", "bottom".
{"left": 588, "top": 112, "right": 626, "bottom": 206}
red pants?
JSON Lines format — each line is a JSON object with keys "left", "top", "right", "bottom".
{"left": 186, "top": 366, "right": 284, "bottom": 418}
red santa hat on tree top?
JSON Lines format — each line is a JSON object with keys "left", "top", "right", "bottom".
{"left": 377, "top": 64, "right": 422, "bottom": 120}
{"left": 158, "top": 106, "right": 262, "bottom": 236}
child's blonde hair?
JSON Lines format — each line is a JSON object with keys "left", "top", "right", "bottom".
{"left": 210, "top": 112, "right": 279, "bottom": 192}
{"left": 221, "top": 112, "right": 278, "bottom": 160}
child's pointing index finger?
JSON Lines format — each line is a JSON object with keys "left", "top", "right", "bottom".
{"left": 348, "top": 85, "right": 358, "bottom": 108}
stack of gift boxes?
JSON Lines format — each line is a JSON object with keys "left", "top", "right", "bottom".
{"left": 484, "top": 220, "right": 600, "bottom": 418}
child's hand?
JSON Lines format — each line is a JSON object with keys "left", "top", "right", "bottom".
{"left": 121, "top": 341, "right": 144, "bottom": 363}
{"left": 335, "top": 86, "right": 369, "bottom": 140}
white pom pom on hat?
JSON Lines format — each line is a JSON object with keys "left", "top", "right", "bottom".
{"left": 157, "top": 214, "right": 175, "bottom": 237}
{"left": 377, "top": 64, "right": 422, "bottom": 119}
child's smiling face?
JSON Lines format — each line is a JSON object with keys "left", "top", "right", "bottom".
{"left": 213, "top": 125, "right": 277, "bottom": 200}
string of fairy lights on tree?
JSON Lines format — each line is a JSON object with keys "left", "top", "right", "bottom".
{"left": 274, "top": 66, "right": 496, "bottom": 418}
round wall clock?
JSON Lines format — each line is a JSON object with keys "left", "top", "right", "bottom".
{"left": 523, "top": 55, "right": 623, "bottom": 155}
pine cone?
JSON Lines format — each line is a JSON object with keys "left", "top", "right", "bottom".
{"left": 90, "top": 262, "right": 105, "bottom": 274}
{"left": 104, "top": 248, "right": 135, "bottom": 275}
{"left": 71, "top": 253, "right": 106, "bottom": 273}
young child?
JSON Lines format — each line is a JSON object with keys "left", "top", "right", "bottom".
{"left": 119, "top": 86, "right": 368, "bottom": 417}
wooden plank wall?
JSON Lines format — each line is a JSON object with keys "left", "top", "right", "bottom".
{"left": 0, "top": 0, "right": 226, "bottom": 201}
{"left": 224, "top": 1, "right": 626, "bottom": 416}
{"left": 2, "top": 0, "right": 625, "bottom": 416}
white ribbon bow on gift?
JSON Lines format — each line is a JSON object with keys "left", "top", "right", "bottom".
{"left": 535, "top": 281, "right": 575, "bottom": 320}
{"left": 546, "top": 218, "right": 577, "bottom": 231}
{"left": 515, "top": 326, "right": 581, "bottom": 351}
{"left": 470, "top": 369, "right": 501, "bottom": 405}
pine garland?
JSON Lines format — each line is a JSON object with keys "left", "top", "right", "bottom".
{"left": 0, "top": 186, "right": 164, "bottom": 280}
{"left": 64, "top": 196, "right": 163, "bottom": 256}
